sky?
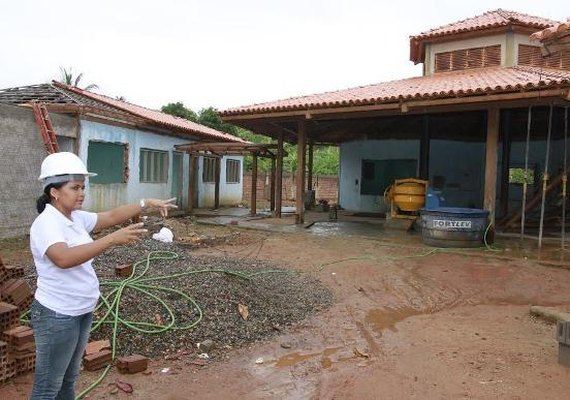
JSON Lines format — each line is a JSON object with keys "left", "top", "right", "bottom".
{"left": 0, "top": 1, "right": 568, "bottom": 112}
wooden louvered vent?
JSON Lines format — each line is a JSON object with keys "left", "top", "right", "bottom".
{"left": 518, "top": 45, "right": 570, "bottom": 70}
{"left": 435, "top": 45, "right": 501, "bottom": 72}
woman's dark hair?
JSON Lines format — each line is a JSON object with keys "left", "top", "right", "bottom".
{"left": 36, "top": 182, "right": 66, "bottom": 213}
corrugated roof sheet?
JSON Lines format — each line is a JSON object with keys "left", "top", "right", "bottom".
{"left": 222, "top": 66, "right": 570, "bottom": 116}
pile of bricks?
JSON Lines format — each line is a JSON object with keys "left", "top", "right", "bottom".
{"left": 0, "top": 256, "right": 35, "bottom": 383}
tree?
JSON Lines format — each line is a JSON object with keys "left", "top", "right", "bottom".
{"left": 161, "top": 102, "right": 197, "bottom": 122}
{"left": 160, "top": 101, "right": 339, "bottom": 175}
{"left": 58, "top": 67, "right": 99, "bottom": 91}
{"left": 196, "top": 107, "right": 239, "bottom": 135}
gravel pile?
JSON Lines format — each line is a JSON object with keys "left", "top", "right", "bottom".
{"left": 90, "top": 238, "right": 333, "bottom": 359}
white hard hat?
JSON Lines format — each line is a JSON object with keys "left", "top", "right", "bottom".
{"left": 38, "top": 152, "right": 97, "bottom": 184}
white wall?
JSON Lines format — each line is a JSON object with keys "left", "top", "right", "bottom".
{"left": 197, "top": 155, "right": 244, "bottom": 208}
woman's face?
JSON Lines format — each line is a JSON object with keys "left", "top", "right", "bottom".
{"left": 51, "top": 180, "right": 86, "bottom": 212}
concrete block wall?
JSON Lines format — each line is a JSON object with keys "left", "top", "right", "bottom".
{"left": 0, "top": 103, "right": 77, "bottom": 238}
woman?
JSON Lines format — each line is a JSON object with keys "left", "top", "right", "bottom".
{"left": 29, "top": 152, "right": 177, "bottom": 399}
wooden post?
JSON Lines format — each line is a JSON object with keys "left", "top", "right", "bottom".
{"left": 484, "top": 108, "right": 500, "bottom": 240}
{"left": 270, "top": 156, "right": 276, "bottom": 211}
{"left": 214, "top": 157, "right": 221, "bottom": 209}
{"left": 296, "top": 121, "right": 307, "bottom": 224}
{"left": 251, "top": 153, "right": 258, "bottom": 216}
{"left": 500, "top": 110, "right": 511, "bottom": 219}
{"left": 307, "top": 139, "right": 314, "bottom": 191}
{"left": 420, "top": 115, "right": 430, "bottom": 180}
{"left": 273, "top": 132, "right": 284, "bottom": 218}
{"left": 187, "top": 155, "right": 196, "bottom": 211}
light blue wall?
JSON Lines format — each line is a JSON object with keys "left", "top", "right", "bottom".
{"left": 78, "top": 119, "right": 244, "bottom": 211}
{"left": 340, "top": 138, "right": 488, "bottom": 212}
{"left": 429, "top": 140, "right": 485, "bottom": 208}
{"left": 197, "top": 155, "right": 244, "bottom": 208}
{"left": 78, "top": 120, "right": 190, "bottom": 211}
{"left": 339, "top": 139, "right": 420, "bottom": 212}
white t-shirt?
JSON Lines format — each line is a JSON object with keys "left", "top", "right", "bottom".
{"left": 30, "top": 204, "right": 100, "bottom": 316}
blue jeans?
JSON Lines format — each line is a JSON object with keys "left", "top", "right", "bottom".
{"left": 30, "top": 300, "right": 93, "bottom": 400}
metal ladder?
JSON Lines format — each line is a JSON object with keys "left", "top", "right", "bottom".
{"left": 31, "top": 101, "right": 59, "bottom": 154}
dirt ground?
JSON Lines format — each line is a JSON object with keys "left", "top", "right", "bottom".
{"left": 2, "top": 216, "right": 570, "bottom": 399}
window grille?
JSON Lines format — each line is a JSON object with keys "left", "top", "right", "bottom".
{"left": 435, "top": 45, "right": 501, "bottom": 72}
{"left": 226, "top": 159, "right": 241, "bottom": 183}
{"left": 139, "top": 149, "right": 169, "bottom": 183}
{"left": 203, "top": 157, "right": 217, "bottom": 183}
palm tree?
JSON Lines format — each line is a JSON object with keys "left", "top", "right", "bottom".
{"left": 59, "top": 67, "right": 99, "bottom": 91}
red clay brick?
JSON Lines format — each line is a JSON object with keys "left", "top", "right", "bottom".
{"left": 115, "top": 264, "right": 133, "bottom": 278}
{"left": 84, "top": 339, "right": 111, "bottom": 356}
{"left": 117, "top": 354, "right": 148, "bottom": 374}
{"left": 83, "top": 349, "right": 112, "bottom": 371}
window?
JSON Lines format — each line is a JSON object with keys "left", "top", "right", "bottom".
{"left": 139, "top": 149, "right": 168, "bottom": 183}
{"left": 435, "top": 45, "right": 501, "bottom": 72}
{"left": 360, "top": 159, "right": 417, "bottom": 195}
{"left": 87, "top": 141, "right": 127, "bottom": 184}
{"left": 509, "top": 167, "right": 535, "bottom": 185}
{"left": 518, "top": 45, "right": 570, "bottom": 69}
{"left": 203, "top": 157, "right": 217, "bottom": 183}
{"left": 226, "top": 159, "right": 241, "bottom": 183}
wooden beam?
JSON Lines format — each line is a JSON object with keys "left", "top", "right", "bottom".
{"left": 500, "top": 110, "right": 511, "bottom": 218}
{"left": 188, "top": 155, "right": 196, "bottom": 211}
{"left": 214, "top": 157, "right": 221, "bottom": 209}
{"left": 273, "top": 132, "right": 284, "bottom": 218}
{"left": 484, "top": 108, "right": 500, "bottom": 238}
{"left": 296, "top": 121, "right": 307, "bottom": 224}
{"left": 270, "top": 157, "right": 276, "bottom": 212}
{"left": 222, "top": 89, "right": 569, "bottom": 124}
{"left": 420, "top": 115, "right": 430, "bottom": 180}
{"left": 307, "top": 139, "right": 314, "bottom": 191}
{"left": 251, "top": 154, "right": 258, "bottom": 216}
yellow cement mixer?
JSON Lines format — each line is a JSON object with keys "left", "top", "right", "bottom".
{"left": 383, "top": 178, "right": 428, "bottom": 219}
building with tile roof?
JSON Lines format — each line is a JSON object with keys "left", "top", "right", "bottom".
{"left": 220, "top": 9, "right": 570, "bottom": 236}
{"left": 0, "top": 83, "right": 245, "bottom": 237}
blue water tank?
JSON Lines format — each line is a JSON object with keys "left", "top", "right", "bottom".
{"left": 425, "top": 187, "right": 445, "bottom": 210}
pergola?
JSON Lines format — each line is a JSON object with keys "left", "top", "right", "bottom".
{"left": 174, "top": 142, "right": 281, "bottom": 216}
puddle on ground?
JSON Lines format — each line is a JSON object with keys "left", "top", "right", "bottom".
{"left": 500, "top": 237, "right": 570, "bottom": 264}
{"left": 365, "top": 307, "right": 425, "bottom": 334}
{"left": 274, "top": 347, "right": 342, "bottom": 369}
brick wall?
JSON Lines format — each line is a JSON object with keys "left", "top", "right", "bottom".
{"left": 0, "top": 104, "right": 78, "bottom": 238}
{"left": 242, "top": 172, "right": 338, "bottom": 206}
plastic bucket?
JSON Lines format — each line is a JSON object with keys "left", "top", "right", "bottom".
{"left": 419, "top": 207, "right": 489, "bottom": 248}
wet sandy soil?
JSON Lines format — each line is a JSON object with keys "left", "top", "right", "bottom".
{"left": 2, "top": 228, "right": 570, "bottom": 399}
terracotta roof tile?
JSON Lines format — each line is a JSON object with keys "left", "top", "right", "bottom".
{"left": 412, "top": 9, "right": 558, "bottom": 41}
{"left": 530, "top": 20, "right": 570, "bottom": 42}
{"left": 222, "top": 66, "right": 570, "bottom": 116}
{"left": 409, "top": 9, "right": 560, "bottom": 64}
{"left": 52, "top": 82, "right": 245, "bottom": 143}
